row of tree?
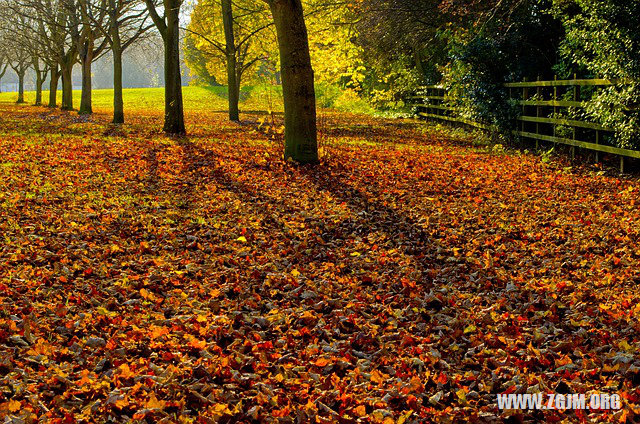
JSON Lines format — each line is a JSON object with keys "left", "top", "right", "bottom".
{"left": 0, "top": 0, "right": 321, "bottom": 163}
{"left": 0, "top": 0, "right": 152, "bottom": 120}
{"left": 184, "top": 0, "right": 639, "bottom": 148}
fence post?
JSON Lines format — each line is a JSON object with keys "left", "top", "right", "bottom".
{"left": 522, "top": 78, "right": 527, "bottom": 138}
{"left": 571, "top": 74, "right": 578, "bottom": 160}
{"left": 595, "top": 130, "right": 600, "bottom": 163}
{"left": 536, "top": 76, "right": 541, "bottom": 150}
{"left": 553, "top": 76, "right": 558, "bottom": 139}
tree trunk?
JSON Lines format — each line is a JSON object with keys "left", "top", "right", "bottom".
{"left": 61, "top": 63, "right": 74, "bottom": 110}
{"left": 49, "top": 65, "right": 59, "bottom": 108}
{"left": 413, "top": 44, "right": 426, "bottom": 82}
{"left": 35, "top": 69, "right": 43, "bottom": 105}
{"left": 0, "top": 64, "right": 7, "bottom": 93}
{"left": 222, "top": 0, "right": 239, "bottom": 121}
{"left": 16, "top": 72, "right": 25, "bottom": 104}
{"left": 111, "top": 24, "right": 125, "bottom": 124}
{"left": 268, "top": 0, "right": 318, "bottom": 163}
{"left": 79, "top": 41, "right": 94, "bottom": 115}
{"left": 162, "top": 0, "right": 186, "bottom": 135}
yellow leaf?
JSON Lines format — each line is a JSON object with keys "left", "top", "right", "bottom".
{"left": 291, "top": 269, "right": 300, "bottom": 277}
{"left": 463, "top": 324, "right": 476, "bottom": 334}
{"left": 301, "top": 310, "right": 315, "bottom": 320}
{"left": 602, "top": 363, "right": 620, "bottom": 372}
{"left": 350, "top": 251, "right": 361, "bottom": 257}
{"left": 618, "top": 340, "right": 633, "bottom": 352}
{"left": 212, "top": 403, "right": 229, "bottom": 414}
{"left": 456, "top": 388, "right": 467, "bottom": 403}
{"left": 370, "top": 369, "right": 386, "bottom": 384}
{"left": 78, "top": 369, "right": 92, "bottom": 386}
{"left": 236, "top": 236, "right": 247, "bottom": 243}
{"left": 145, "top": 393, "right": 166, "bottom": 410}
{"left": 1, "top": 399, "right": 21, "bottom": 413}
{"left": 398, "top": 411, "right": 414, "bottom": 424}
{"left": 140, "top": 288, "right": 156, "bottom": 301}
{"left": 115, "top": 397, "right": 129, "bottom": 409}
{"left": 353, "top": 405, "right": 366, "bottom": 417}
{"left": 188, "top": 338, "right": 207, "bottom": 350}
{"left": 555, "top": 355, "right": 572, "bottom": 367}
{"left": 274, "top": 373, "right": 284, "bottom": 383}
{"left": 528, "top": 342, "right": 541, "bottom": 357}
{"left": 97, "top": 306, "right": 116, "bottom": 318}
{"left": 118, "top": 363, "right": 135, "bottom": 379}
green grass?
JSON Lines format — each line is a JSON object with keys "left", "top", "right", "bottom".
{"left": 0, "top": 85, "right": 286, "bottom": 114}
{"left": 0, "top": 83, "right": 374, "bottom": 116}
{"left": 0, "top": 86, "right": 230, "bottom": 112}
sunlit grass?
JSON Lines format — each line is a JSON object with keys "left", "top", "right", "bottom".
{"left": 0, "top": 85, "right": 286, "bottom": 115}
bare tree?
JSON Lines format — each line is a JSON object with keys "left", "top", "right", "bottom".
{"left": 91, "top": 0, "right": 152, "bottom": 123}
{"left": 21, "top": 0, "right": 84, "bottom": 110}
{"left": 0, "top": 38, "right": 9, "bottom": 93}
{"left": 0, "top": 10, "right": 33, "bottom": 103}
{"left": 77, "top": 0, "right": 110, "bottom": 114}
{"left": 32, "top": 56, "right": 50, "bottom": 105}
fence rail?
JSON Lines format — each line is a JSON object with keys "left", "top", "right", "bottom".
{"left": 411, "top": 78, "right": 637, "bottom": 172}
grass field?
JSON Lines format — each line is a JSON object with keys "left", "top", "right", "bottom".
{"left": 1, "top": 88, "right": 639, "bottom": 422}
{"left": 0, "top": 85, "right": 285, "bottom": 115}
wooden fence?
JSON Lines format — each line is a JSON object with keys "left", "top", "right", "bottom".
{"left": 411, "top": 78, "right": 639, "bottom": 172}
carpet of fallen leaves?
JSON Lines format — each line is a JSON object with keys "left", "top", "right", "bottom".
{"left": 1, "top": 102, "right": 640, "bottom": 424}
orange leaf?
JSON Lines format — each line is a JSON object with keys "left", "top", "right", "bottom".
{"left": 314, "top": 358, "right": 330, "bottom": 367}
{"left": 370, "top": 369, "right": 386, "bottom": 384}
{"left": 1, "top": 400, "right": 21, "bottom": 413}
{"left": 118, "top": 363, "right": 135, "bottom": 379}
{"left": 354, "top": 405, "right": 367, "bottom": 416}
{"left": 145, "top": 393, "right": 166, "bottom": 410}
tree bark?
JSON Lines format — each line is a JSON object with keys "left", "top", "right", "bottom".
{"left": 79, "top": 40, "right": 94, "bottom": 115}
{"left": 0, "top": 64, "right": 7, "bottom": 93}
{"left": 111, "top": 19, "right": 125, "bottom": 124}
{"left": 16, "top": 72, "right": 25, "bottom": 104}
{"left": 162, "top": 0, "right": 186, "bottom": 135}
{"left": 49, "top": 65, "right": 59, "bottom": 108}
{"left": 35, "top": 69, "right": 43, "bottom": 105}
{"left": 268, "top": 0, "right": 318, "bottom": 163}
{"left": 61, "top": 62, "right": 74, "bottom": 110}
{"left": 222, "top": 0, "right": 239, "bottom": 121}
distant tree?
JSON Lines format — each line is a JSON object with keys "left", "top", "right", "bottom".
{"left": 31, "top": 56, "right": 50, "bottom": 105}
{"left": 0, "top": 60, "right": 7, "bottom": 93}
{"left": 90, "top": 0, "right": 152, "bottom": 123}
{"left": 0, "top": 34, "right": 10, "bottom": 93}
{"left": 0, "top": 11, "right": 32, "bottom": 103}
{"left": 77, "top": 0, "right": 110, "bottom": 115}
{"left": 182, "top": 33, "right": 218, "bottom": 86}
{"left": 7, "top": 46, "right": 31, "bottom": 104}
{"left": 21, "top": 0, "right": 84, "bottom": 110}
{"left": 186, "top": 0, "right": 274, "bottom": 122}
